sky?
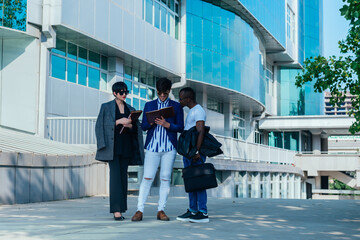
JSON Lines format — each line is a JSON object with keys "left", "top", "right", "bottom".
{"left": 323, "top": 0, "right": 351, "bottom": 58}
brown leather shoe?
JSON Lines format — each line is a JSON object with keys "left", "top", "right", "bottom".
{"left": 131, "top": 211, "right": 143, "bottom": 221}
{"left": 157, "top": 210, "right": 170, "bottom": 221}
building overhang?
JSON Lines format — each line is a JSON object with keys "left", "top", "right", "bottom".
{"left": 203, "top": 0, "right": 285, "bottom": 54}
{"left": 182, "top": 79, "right": 265, "bottom": 115}
{"left": 53, "top": 25, "right": 181, "bottom": 82}
{"left": 0, "top": 25, "right": 39, "bottom": 39}
{"left": 259, "top": 115, "right": 356, "bottom": 135}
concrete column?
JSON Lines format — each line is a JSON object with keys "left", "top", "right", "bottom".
{"left": 315, "top": 176, "right": 321, "bottom": 189}
{"left": 272, "top": 173, "right": 280, "bottom": 198}
{"left": 253, "top": 172, "right": 260, "bottom": 198}
{"left": 281, "top": 173, "right": 288, "bottom": 199}
{"left": 245, "top": 111, "right": 254, "bottom": 142}
{"left": 241, "top": 172, "right": 248, "bottom": 198}
{"left": 224, "top": 104, "right": 233, "bottom": 137}
{"left": 321, "top": 137, "right": 328, "bottom": 152}
{"left": 301, "top": 181, "right": 307, "bottom": 199}
{"left": 264, "top": 172, "right": 271, "bottom": 198}
{"left": 295, "top": 176, "right": 301, "bottom": 199}
{"left": 108, "top": 57, "right": 124, "bottom": 86}
{"left": 263, "top": 132, "right": 269, "bottom": 145}
{"left": 288, "top": 174, "right": 295, "bottom": 199}
{"left": 312, "top": 134, "right": 321, "bottom": 154}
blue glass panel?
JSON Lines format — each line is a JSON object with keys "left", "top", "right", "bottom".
{"left": 140, "top": 85, "right": 147, "bottom": 98}
{"left": 133, "top": 98, "right": 139, "bottom": 110}
{"left": 78, "top": 64, "right": 87, "bottom": 86}
{"left": 51, "top": 55, "right": 66, "bottom": 80}
{"left": 145, "top": 0, "right": 153, "bottom": 24}
{"left": 154, "top": 2, "right": 160, "bottom": 29}
{"left": 51, "top": 38, "right": 66, "bottom": 56}
{"left": 161, "top": 5, "right": 167, "bottom": 33}
{"left": 88, "top": 68, "right": 100, "bottom": 89}
{"left": 67, "top": 60, "right": 77, "bottom": 83}
{"left": 101, "top": 56, "right": 108, "bottom": 70}
{"left": 68, "top": 42, "right": 77, "bottom": 60}
{"left": 124, "top": 66, "right": 132, "bottom": 80}
{"left": 133, "top": 83, "right": 139, "bottom": 95}
{"left": 100, "top": 73, "right": 107, "bottom": 91}
{"left": 88, "top": 51, "right": 100, "bottom": 68}
{"left": 78, "top": 47, "right": 87, "bottom": 64}
{"left": 125, "top": 79, "right": 132, "bottom": 92}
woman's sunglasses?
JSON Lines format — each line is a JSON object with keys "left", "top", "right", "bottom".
{"left": 117, "top": 90, "right": 129, "bottom": 95}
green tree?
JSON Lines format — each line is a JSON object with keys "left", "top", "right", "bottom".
{"left": 1, "top": 0, "right": 27, "bottom": 31}
{"left": 295, "top": 0, "right": 360, "bottom": 134}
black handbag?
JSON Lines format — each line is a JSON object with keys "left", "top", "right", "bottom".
{"left": 182, "top": 163, "right": 218, "bottom": 193}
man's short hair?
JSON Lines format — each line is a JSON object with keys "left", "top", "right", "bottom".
{"left": 179, "top": 87, "right": 196, "bottom": 101}
{"left": 112, "top": 81, "right": 128, "bottom": 93}
{"left": 156, "top": 78, "right": 172, "bottom": 92}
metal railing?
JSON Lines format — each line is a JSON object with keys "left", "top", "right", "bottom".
{"left": 47, "top": 117, "right": 97, "bottom": 144}
{"left": 213, "top": 134, "right": 296, "bottom": 165}
{"left": 46, "top": 117, "right": 296, "bottom": 165}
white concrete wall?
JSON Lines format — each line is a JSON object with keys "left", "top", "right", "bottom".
{"left": 0, "top": 38, "right": 40, "bottom": 133}
{"left": 56, "top": 0, "right": 181, "bottom": 75}
{"left": 46, "top": 77, "right": 113, "bottom": 117}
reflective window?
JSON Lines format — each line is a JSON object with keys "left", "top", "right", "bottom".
{"left": 123, "top": 65, "right": 157, "bottom": 110}
{"left": 78, "top": 47, "right": 87, "bottom": 63}
{"left": 67, "top": 60, "right": 77, "bottom": 83}
{"left": 287, "top": 5, "right": 295, "bottom": 43}
{"left": 78, "top": 64, "right": 87, "bottom": 86}
{"left": 88, "top": 68, "right": 100, "bottom": 89}
{"left": 0, "top": 0, "right": 27, "bottom": 31}
{"left": 50, "top": 38, "right": 109, "bottom": 91}
{"left": 68, "top": 43, "right": 77, "bottom": 60}
{"left": 100, "top": 73, "right": 107, "bottom": 91}
{"left": 186, "top": 2, "right": 265, "bottom": 104}
{"left": 89, "top": 51, "right": 100, "bottom": 68}
{"left": 161, "top": 5, "right": 167, "bottom": 33}
{"left": 154, "top": 2, "right": 160, "bottom": 29}
{"left": 51, "top": 39, "right": 66, "bottom": 56}
{"left": 143, "top": 0, "right": 179, "bottom": 39}
{"left": 145, "top": 0, "right": 153, "bottom": 24}
{"left": 51, "top": 55, "right": 66, "bottom": 80}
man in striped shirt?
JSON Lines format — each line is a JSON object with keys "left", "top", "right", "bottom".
{"left": 132, "top": 78, "right": 184, "bottom": 221}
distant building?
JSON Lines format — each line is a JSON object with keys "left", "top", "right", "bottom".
{"left": 325, "top": 91, "right": 356, "bottom": 115}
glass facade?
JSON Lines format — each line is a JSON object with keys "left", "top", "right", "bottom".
{"left": 239, "top": 0, "right": 286, "bottom": 47}
{"left": 303, "top": 0, "right": 324, "bottom": 115}
{"left": 0, "top": 0, "right": 27, "bottom": 32}
{"left": 269, "top": 131, "right": 299, "bottom": 151}
{"left": 279, "top": 68, "right": 305, "bottom": 116}
{"left": 123, "top": 66, "right": 157, "bottom": 110}
{"left": 143, "top": 0, "right": 179, "bottom": 39}
{"left": 50, "top": 38, "right": 109, "bottom": 91}
{"left": 279, "top": 0, "right": 323, "bottom": 116}
{"left": 186, "top": 0, "right": 265, "bottom": 104}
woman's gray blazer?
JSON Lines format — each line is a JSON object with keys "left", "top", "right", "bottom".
{"left": 95, "top": 99, "right": 144, "bottom": 165}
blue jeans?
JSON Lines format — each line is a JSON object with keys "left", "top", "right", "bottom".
{"left": 183, "top": 155, "right": 207, "bottom": 213}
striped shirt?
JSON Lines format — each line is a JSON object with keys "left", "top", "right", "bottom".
{"left": 146, "top": 98, "right": 174, "bottom": 152}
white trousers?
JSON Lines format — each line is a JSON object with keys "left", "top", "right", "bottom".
{"left": 137, "top": 149, "right": 177, "bottom": 212}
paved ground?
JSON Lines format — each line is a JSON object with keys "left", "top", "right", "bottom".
{"left": 0, "top": 195, "right": 359, "bottom": 240}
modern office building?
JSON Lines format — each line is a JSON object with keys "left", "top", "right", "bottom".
{"left": 2, "top": 0, "right": 357, "bottom": 204}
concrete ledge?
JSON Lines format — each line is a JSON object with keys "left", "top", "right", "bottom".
{"left": 0, "top": 152, "right": 108, "bottom": 205}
